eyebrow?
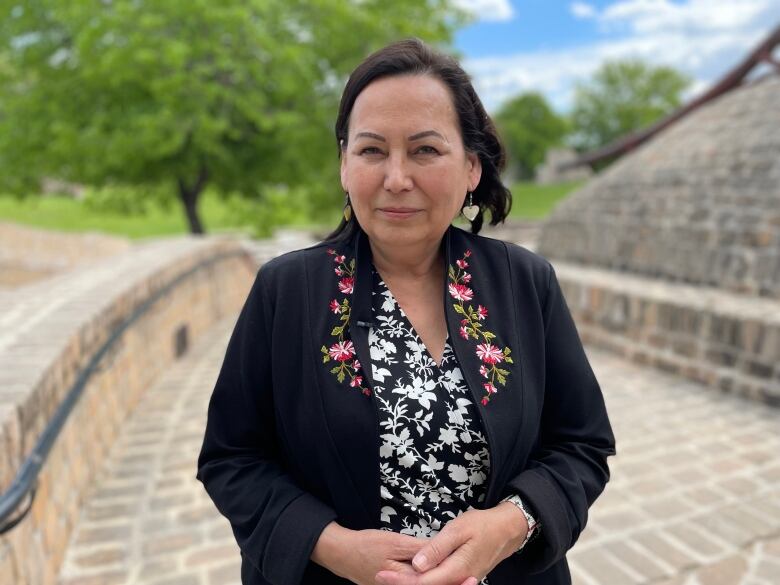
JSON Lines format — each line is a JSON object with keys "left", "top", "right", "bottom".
{"left": 354, "top": 130, "right": 447, "bottom": 142}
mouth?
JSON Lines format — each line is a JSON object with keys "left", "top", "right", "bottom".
{"left": 377, "top": 208, "right": 421, "bottom": 219}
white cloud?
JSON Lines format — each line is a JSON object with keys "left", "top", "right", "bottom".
{"left": 599, "top": 0, "right": 773, "bottom": 34}
{"left": 570, "top": 2, "right": 597, "bottom": 19}
{"left": 463, "top": 0, "right": 780, "bottom": 113}
{"left": 453, "top": 0, "right": 515, "bottom": 22}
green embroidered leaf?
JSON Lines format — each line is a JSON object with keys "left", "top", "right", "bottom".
{"left": 496, "top": 368, "right": 510, "bottom": 376}
{"left": 505, "top": 356, "right": 514, "bottom": 364}
{"left": 467, "top": 305, "right": 475, "bottom": 316}
{"left": 321, "top": 345, "right": 328, "bottom": 353}
{"left": 503, "top": 347, "right": 512, "bottom": 356}
{"left": 330, "top": 366, "right": 341, "bottom": 374}
{"left": 349, "top": 259, "right": 355, "bottom": 270}
{"left": 323, "top": 355, "right": 330, "bottom": 363}
{"left": 496, "top": 372, "right": 506, "bottom": 385}
{"left": 448, "top": 266, "right": 456, "bottom": 280}
{"left": 483, "top": 331, "right": 496, "bottom": 341}
{"left": 453, "top": 304, "right": 466, "bottom": 316}
{"left": 337, "top": 370, "right": 346, "bottom": 383}
{"left": 331, "top": 326, "right": 343, "bottom": 336}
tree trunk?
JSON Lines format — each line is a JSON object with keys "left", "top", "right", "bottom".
{"left": 177, "top": 166, "right": 208, "bottom": 235}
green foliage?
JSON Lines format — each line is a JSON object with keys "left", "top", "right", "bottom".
{"left": 494, "top": 92, "right": 568, "bottom": 180}
{"left": 570, "top": 59, "right": 691, "bottom": 151}
{"left": 0, "top": 0, "right": 468, "bottom": 233}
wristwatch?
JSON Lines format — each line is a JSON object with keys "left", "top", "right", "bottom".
{"left": 501, "top": 494, "right": 540, "bottom": 552}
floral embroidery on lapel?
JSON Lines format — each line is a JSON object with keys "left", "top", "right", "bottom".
{"left": 448, "top": 249, "right": 513, "bottom": 405}
{"left": 321, "top": 249, "right": 370, "bottom": 396}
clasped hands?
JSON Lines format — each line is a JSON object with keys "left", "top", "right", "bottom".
{"left": 346, "top": 504, "right": 528, "bottom": 585}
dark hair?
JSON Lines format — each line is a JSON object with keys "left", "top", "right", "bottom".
{"left": 324, "top": 37, "right": 512, "bottom": 243}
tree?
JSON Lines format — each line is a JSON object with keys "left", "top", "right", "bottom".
{"left": 0, "top": 0, "right": 468, "bottom": 234}
{"left": 493, "top": 92, "right": 567, "bottom": 180}
{"left": 570, "top": 59, "right": 691, "bottom": 151}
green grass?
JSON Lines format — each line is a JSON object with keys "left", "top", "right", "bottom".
{"left": 508, "top": 180, "right": 584, "bottom": 219}
{"left": 0, "top": 190, "right": 257, "bottom": 239}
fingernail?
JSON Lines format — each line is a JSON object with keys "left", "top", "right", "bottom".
{"left": 413, "top": 554, "right": 428, "bottom": 571}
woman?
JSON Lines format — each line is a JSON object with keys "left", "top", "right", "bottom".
{"left": 197, "top": 38, "right": 615, "bottom": 585}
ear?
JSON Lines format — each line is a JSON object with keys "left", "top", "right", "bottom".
{"left": 466, "top": 151, "right": 482, "bottom": 192}
{"left": 340, "top": 140, "right": 348, "bottom": 192}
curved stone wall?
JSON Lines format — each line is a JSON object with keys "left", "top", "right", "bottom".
{"left": 0, "top": 236, "right": 257, "bottom": 585}
{"left": 537, "top": 74, "right": 780, "bottom": 299}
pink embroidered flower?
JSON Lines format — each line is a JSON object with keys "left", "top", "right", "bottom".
{"left": 479, "top": 365, "right": 489, "bottom": 378}
{"left": 459, "top": 326, "right": 469, "bottom": 340}
{"left": 334, "top": 254, "right": 346, "bottom": 264}
{"left": 456, "top": 259, "right": 469, "bottom": 269}
{"left": 483, "top": 382, "right": 497, "bottom": 394}
{"left": 329, "top": 341, "right": 355, "bottom": 361}
{"left": 448, "top": 283, "right": 474, "bottom": 301}
{"left": 353, "top": 359, "right": 361, "bottom": 371}
{"left": 335, "top": 267, "right": 343, "bottom": 276}
{"left": 327, "top": 248, "right": 336, "bottom": 255}
{"left": 338, "top": 277, "right": 355, "bottom": 294}
{"left": 464, "top": 249, "right": 472, "bottom": 257}
{"left": 350, "top": 376, "right": 363, "bottom": 388}
{"left": 477, "top": 305, "right": 488, "bottom": 320}
{"left": 329, "top": 299, "right": 340, "bottom": 314}
{"left": 476, "top": 343, "right": 504, "bottom": 365}
{"left": 462, "top": 272, "right": 472, "bottom": 283}
{"left": 481, "top": 397, "right": 489, "bottom": 406}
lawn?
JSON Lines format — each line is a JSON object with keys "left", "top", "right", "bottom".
{"left": 0, "top": 180, "right": 584, "bottom": 239}
{"left": 508, "top": 180, "right": 584, "bottom": 219}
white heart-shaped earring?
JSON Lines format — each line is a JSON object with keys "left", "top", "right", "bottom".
{"left": 462, "top": 191, "right": 479, "bottom": 222}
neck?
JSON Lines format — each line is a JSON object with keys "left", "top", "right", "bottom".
{"left": 369, "top": 236, "right": 445, "bottom": 280}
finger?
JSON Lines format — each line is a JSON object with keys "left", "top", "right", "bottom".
{"left": 407, "top": 549, "right": 474, "bottom": 585}
{"left": 386, "top": 560, "right": 421, "bottom": 575}
{"left": 460, "top": 578, "right": 478, "bottom": 585}
{"left": 375, "top": 570, "right": 416, "bottom": 585}
{"left": 391, "top": 534, "right": 429, "bottom": 559}
{"left": 412, "top": 526, "right": 466, "bottom": 572}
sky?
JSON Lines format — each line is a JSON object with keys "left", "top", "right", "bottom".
{"left": 451, "top": 0, "right": 780, "bottom": 114}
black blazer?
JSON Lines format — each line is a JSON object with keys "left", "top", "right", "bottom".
{"left": 196, "top": 224, "right": 616, "bottom": 585}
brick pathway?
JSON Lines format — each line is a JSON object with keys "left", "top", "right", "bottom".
{"left": 57, "top": 320, "right": 780, "bottom": 585}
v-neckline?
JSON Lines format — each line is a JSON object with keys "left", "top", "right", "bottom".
{"left": 373, "top": 267, "right": 450, "bottom": 371}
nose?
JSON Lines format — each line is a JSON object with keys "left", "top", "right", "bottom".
{"left": 383, "top": 152, "right": 414, "bottom": 193}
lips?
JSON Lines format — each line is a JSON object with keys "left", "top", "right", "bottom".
{"left": 378, "top": 208, "right": 421, "bottom": 219}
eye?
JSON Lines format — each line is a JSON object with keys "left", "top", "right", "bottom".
{"left": 415, "top": 145, "right": 440, "bottom": 155}
{"left": 359, "top": 146, "right": 383, "bottom": 155}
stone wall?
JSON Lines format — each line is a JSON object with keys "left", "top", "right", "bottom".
{"left": 537, "top": 75, "right": 780, "bottom": 300}
{"left": 0, "top": 237, "right": 257, "bottom": 585}
{"left": 554, "top": 261, "right": 780, "bottom": 406}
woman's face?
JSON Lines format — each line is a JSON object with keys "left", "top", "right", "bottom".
{"left": 340, "top": 74, "right": 482, "bottom": 253}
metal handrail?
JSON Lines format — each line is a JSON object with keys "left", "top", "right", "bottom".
{"left": 0, "top": 248, "right": 251, "bottom": 533}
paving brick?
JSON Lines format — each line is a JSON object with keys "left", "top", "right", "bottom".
{"left": 632, "top": 531, "right": 698, "bottom": 574}
{"left": 570, "top": 548, "right": 641, "bottom": 585}
{"left": 693, "top": 554, "right": 748, "bottom": 585}
{"left": 608, "top": 540, "right": 669, "bottom": 581}
{"left": 207, "top": 562, "right": 242, "bottom": 585}
{"left": 73, "top": 547, "right": 127, "bottom": 569}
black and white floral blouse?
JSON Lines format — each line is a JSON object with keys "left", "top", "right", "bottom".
{"left": 368, "top": 264, "right": 492, "bottom": 585}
